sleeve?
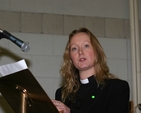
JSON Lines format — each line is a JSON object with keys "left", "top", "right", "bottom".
{"left": 55, "top": 88, "right": 85, "bottom": 113}
{"left": 70, "top": 109, "right": 85, "bottom": 113}
{"left": 107, "top": 80, "right": 130, "bottom": 113}
{"left": 55, "top": 88, "right": 62, "bottom": 101}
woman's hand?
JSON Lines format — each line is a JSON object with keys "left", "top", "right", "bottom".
{"left": 52, "top": 99, "right": 70, "bottom": 113}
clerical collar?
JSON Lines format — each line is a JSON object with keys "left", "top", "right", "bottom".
{"left": 80, "top": 78, "right": 89, "bottom": 84}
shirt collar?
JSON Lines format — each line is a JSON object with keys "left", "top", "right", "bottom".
{"left": 80, "top": 78, "right": 89, "bottom": 84}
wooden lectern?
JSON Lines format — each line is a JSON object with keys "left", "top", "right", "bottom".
{"left": 0, "top": 69, "right": 59, "bottom": 113}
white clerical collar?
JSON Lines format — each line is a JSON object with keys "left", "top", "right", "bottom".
{"left": 80, "top": 78, "right": 89, "bottom": 84}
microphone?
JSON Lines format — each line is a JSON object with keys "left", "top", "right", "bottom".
{"left": 0, "top": 29, "right": 30, "bottom": 52}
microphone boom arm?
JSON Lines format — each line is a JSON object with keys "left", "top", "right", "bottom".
{"left": 0, "top": 28, "right": 30, "bottom": 52}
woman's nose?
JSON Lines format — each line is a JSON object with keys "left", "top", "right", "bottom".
{"left": 79, "top": 49, "right": 83, "bottom": 55}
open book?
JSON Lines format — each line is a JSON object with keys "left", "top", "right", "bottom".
{"left": 0, "top": 60, "right": 59, "bottom": 113}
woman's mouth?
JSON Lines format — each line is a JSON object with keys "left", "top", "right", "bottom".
{"left": 79, "top": 58, "right": 86, "bottom": 62}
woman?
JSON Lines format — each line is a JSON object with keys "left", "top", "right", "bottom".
{"left": 52, "top": 28, "right": 130, "bottom": 113}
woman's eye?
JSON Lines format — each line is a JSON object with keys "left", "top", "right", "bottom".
{"left": 71, "top": 47, "right": 77, "bottom": 51}
{"left": 84, "top": 44, "right": 89, "bottom": 48}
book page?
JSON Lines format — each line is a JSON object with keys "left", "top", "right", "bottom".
{"left": 0, "top": 59, "right": 28, "bottom": 77}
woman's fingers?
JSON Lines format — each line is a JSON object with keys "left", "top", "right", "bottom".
{"left": 51, "top": 99, "right": 70, "bottom": 113}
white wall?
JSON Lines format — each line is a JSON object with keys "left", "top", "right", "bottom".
{"left": 0, "top": 32, "right": 132, "bottom": 96}
{"left": 0, "top": 33, "right": 132, "bottom": 113}
{"left": 0, "top": 0, "right": 141, "bottom": 19}
{"left": 0, "top": 0, "right": 140, "bottom": 19}
{"left": 0, "top": 0, "right": 140, "bottom": 112}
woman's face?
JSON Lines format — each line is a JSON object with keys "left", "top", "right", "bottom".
{"left": 69, "top": 32, "right": 95, "bottom": 72}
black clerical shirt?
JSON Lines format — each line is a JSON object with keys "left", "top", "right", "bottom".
{"left": 55, "top": 76, "right": 130, "bottom": 113}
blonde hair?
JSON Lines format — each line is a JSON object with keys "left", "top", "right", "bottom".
{"left": 60, "top": 28, "right": 115, "bottom": 102}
